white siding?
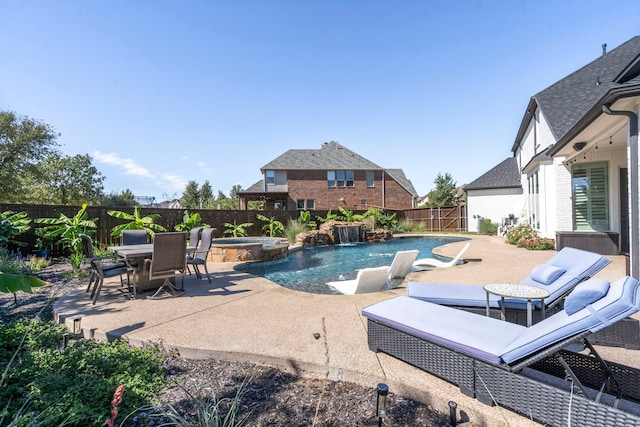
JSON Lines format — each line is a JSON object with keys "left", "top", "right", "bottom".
{"left": 467, "top": 188, "right": 524, "bottom": 232}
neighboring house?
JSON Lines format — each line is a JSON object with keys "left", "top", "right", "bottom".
{"left": 238, "top": 141, "right": 419, "bottom": 211}
{"left": 466, "top": 36, "right": 640, "bottom": 274}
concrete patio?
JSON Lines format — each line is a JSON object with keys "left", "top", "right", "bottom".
{"left": 53, "top": 234, "right": 635, "bottom": 426}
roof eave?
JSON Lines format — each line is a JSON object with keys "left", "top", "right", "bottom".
{"left": 511, "top": 98, "right": 538, "bottom": 153}
{"left": 547, "top": 84, "right": 640, "bottom": 156}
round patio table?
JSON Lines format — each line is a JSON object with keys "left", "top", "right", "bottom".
{"left": 483, "top": 282, "right": 550, "bottom": 327}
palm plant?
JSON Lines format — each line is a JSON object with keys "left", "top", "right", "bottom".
{"left": 256, "top": 214, "right": 284, "bottom": 237}
{"left": 0, "top": 210, "right": 31, "bottom": 248}
{"left": 175, "top": 210, "right": 210, "bottom": 232}
{"left": 223, "top": 221, "right": 253, "bottom": 238}
{"left": 34, "top": 203, "right": 97, "bottom": 255}
{"left": 107, "top": 206, "right": 166, "bottom": 238}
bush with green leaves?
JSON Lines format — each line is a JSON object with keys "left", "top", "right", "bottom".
{"left": 504, "top": 223, "right": 536, "bottom": 245}
{"left": 296, "top": 210, "right": 316, "bottom": 230}
{"left": 395, "top": 220, "right": 426, "bottom": 233}
{"left": 505, "top": 223, "right": 555, "bottom": 250}
{"left": 108, "top": 206, "right": 167, "bottom": 238}
{"left": 337, "top": 207, "right": 364, "bottom": 223}
{"left": 256, "top": 214, "right": 284, "bottom": 237}
{"left": 0, "top": 210, "right": 31, "bottom": 248}
{"left": 362, "top": 208, "right": 398, "bottom": 230}
{"left": 284, "top": 219, "right": 308, "bottom": 243}
{"left": 0, "top": 317, "right": 178, "bottom": 427}
{"left": 223, "top": 221, "right": 253, "bottom": 237}
{"left": 175, "top": 210, "right": 210, "bottom": 232}
{"left": 34, "top": 203, "right": 97, "bottom": 256}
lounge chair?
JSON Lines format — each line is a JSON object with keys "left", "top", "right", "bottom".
{"left": 327, "top": 266, "right": 390, "bottom": 295}
{"left": 412, "top": 242, "right": 470, "bottom": 269}
{"left": 407, "top": 246, "right": 610, "bottom": 313}
{"left": 386, "top": 250, "right": 419, "bottom": 280}
{"left": 363, "top": 276, "right": 640, "bottom": 426}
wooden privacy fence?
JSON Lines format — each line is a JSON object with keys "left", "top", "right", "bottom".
{"left": 402, "top": 205, "right": 467, "bottom": 232}
{"left": 1, "top": 203, "right": 467, "bottom": 255}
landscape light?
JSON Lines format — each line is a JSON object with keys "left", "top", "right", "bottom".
{"left": 376, "top": 383, "right": 388, "bottom": 426}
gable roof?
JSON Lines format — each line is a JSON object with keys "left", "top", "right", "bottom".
{"left": 465, "top": 157, "right": 521, "bottom": 191}
{"left": 513, "top": 36, "right": 640, "bottom": 153}
{"left": 261, "top": 141, "right": 382, "bottom": 171}
{"left": 386, "top": 168, "right": 419, "bottom": 197}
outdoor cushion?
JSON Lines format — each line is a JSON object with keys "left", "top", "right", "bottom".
{"left": 530, "top": 264, "right": 565, "bottom": 285}
{"left": 564, "top": 279, "right": 610, "bottom": 315}
{"left": 365, "top": 276, "right": 640, "bottom": 366}
{"left": 407, "top": 247, "right": 611, "bottom": 311}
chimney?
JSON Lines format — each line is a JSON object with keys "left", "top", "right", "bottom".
{"left": 602, "top": 43, "right": 607, "bottom": 56}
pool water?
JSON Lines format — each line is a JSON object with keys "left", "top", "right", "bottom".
{"left": 235, "top": 236, "right": 468, "bottom": 294}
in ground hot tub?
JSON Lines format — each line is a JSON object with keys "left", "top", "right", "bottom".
{"left": 208, "top": 237, "right": 289, "bottom": 262}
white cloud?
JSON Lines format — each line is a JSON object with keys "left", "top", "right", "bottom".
{"left": 93, "top": 151, "right": 155, "bottom": 179}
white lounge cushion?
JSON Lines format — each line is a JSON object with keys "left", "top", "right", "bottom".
{"left": 530, "top": 264, "right": 566, "bottom": 285}
{"left": 564, "top": 279, "right": 610, "bottom": 315}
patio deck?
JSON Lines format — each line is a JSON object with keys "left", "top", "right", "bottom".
{"left": 53, "top": 234, "right": 635, "bottom": 427}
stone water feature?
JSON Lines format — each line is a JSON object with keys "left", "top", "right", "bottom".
{"left": 295, "top": 221, "right": 392, "bottom": 247}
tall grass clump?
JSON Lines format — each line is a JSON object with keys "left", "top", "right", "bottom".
{"left": 284, "top": 219, "right": 308, "bottom": 243}
{"left": 0, "top": 317, "right": 178, "bottom": 427}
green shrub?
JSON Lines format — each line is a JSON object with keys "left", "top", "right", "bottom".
{"left": 0, "top": 318, "right": 178, "bottom": 427}
{"left": 284, "top": 219, "right": 307, "bottom": 243}
{"left": 505, "top": 223, "right": 536, "bottom": 245}
{"left": 505, "top": 223, "right": 555, "bottom": 250}
{"left": 479, "top": 220, "right": 499, "bottom": 235}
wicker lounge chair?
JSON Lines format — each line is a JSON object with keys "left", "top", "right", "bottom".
{"left": 79, "top": 234, "right": 131, "bottom": 304}
{"left": 363, "top": 276, "right": 640, "bottom": 426}
{"left": 412, "top": 242, "right": 470, "bottom": 269}
{"left": 405, "top": 247, "right": 639, "bottom": 348}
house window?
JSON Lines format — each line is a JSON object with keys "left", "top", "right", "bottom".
{"left": 572, "top": 162, "right": 609, "bottom": 231}
{"left": 346, "top": 171, "right": 354, "bottom": 187}
{"left": 266, "top": 170, "right": 275, "bottom": 185}
{"left": 274, "top": 201, "right": 284, "bottom": 210}
{"left": 360, "top": 199, "right": 367, "bottom": 206}
{"left": 328, "top": 170, "right": 354, "bottom": 187}
{"left": 297, "top": 199, "right": 315, "bottom": 210}
{"left": 366, "top": 171, "right": 374, "bottom": 187}
{"left": 527, "top": 172, "right": 540, "bottom": 230}
{"left": 327, "top": 171, "right": 335, "bottom": 187}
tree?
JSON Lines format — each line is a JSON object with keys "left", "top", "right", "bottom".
{"left": 28, "top": 153, "right": 105, "bottom": 205}
{"left": 181, "top": 181, "right": 201, "bottom": 209}
{"left": 0, "top": 111, "right": 60, "bottom": 202}
{"left": 427, "top": 172, "right": 459, "bottom": 207}
{"left": 100, "top": 189, "right": 136, "bottom": 207}
{"left": 199, "top": 181, "right": 214, "bottom": 208}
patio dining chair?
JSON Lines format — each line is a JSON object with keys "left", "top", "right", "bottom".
{"left": 79, "top": 234, "right": 131, "bottom": 304}
{"left": 186, "top": 227, "right": 203, "bottom": 254}
{"left": 142, "top": 232, "right": 188, "bottom": 299}
{"left": 187, "top": 227, "right": 214, "bottom": 283}
{"left": 122, "top": 229, "right": 149, "bottom": 245}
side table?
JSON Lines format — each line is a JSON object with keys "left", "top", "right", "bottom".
{"left": 483, "top": 282, "right": 550, "bottom": 327}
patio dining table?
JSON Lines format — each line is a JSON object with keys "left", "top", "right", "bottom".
{"left": 108, "top": 244, "right": 160, "bottom": 292}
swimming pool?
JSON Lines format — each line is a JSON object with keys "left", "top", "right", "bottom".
{"left": 235, "top": 235, "right": 468, "bottom": 294}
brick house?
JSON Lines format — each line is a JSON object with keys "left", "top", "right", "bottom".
{"left": 238, "top": 141, "right": 419, "bottom": 211}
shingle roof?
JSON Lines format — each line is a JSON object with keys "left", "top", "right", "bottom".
{"left": 534, "top": 36, "right": 640, "bottom": 142}
{"left": 261, "top": 141, "right": 382, "bottom": 171}
{"left": 386, "top": 168, "right": 419, "bottom": 197}
{"left": 465, "top": 157, "right": 521, "bottom": 191}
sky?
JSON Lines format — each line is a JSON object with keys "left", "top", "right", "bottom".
{"left": 2, "top": 1, "right": 640, "bottom": 202}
